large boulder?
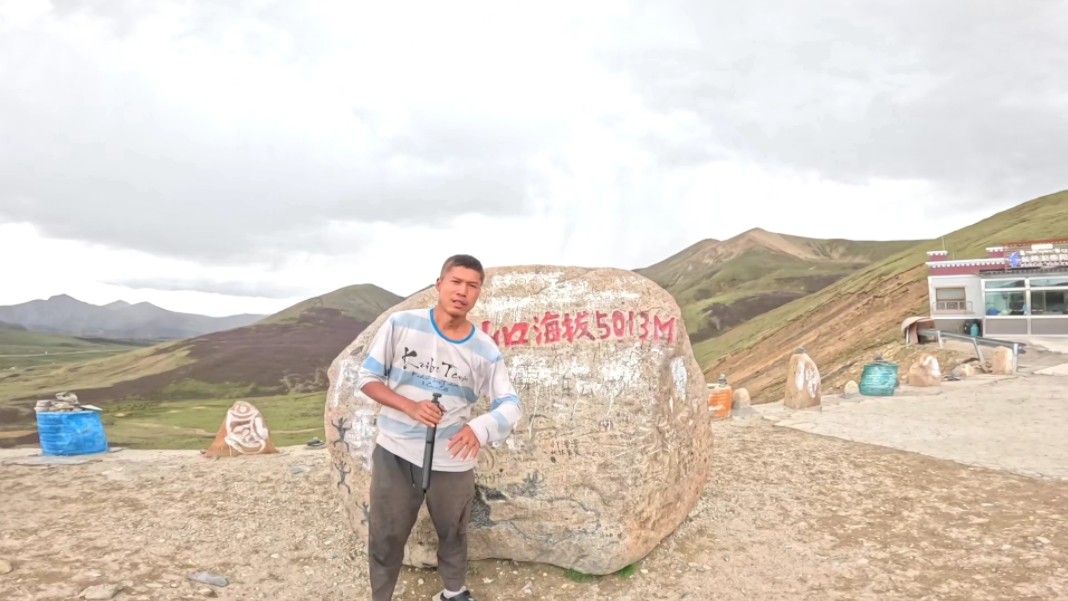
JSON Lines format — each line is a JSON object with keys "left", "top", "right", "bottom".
{"left": 324, "top": 265, "right": 712, "bottom": 575}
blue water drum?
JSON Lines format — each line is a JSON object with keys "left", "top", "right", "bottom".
{"left": 36, "top": 410, "right": 109, "bottom": 456}
{"left": 859, "top": 362, "right": 899, "bottom": 396}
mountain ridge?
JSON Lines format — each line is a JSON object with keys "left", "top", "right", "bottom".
{"left": 699, "top": 189, "right": 1068, "bottom": 403}
{"left": 637, "top": 228, "right": 919, "bottom": 342}
{"left": 0, "top": 294, "right": 265, "bottom": 340}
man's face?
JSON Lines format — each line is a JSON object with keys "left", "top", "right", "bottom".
{"left": 435, "top": 266, "right": 483, "bottom": 318}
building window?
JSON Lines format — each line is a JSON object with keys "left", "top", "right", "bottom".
{"left": 1031, "top": 277, "right": 1068, "bottom": 288}
{"left": 1032, "top": 290, "right": 1067, "bottom": 315}
{"left": 934, "top": 287, "right": 969, "bottom": 312}
{"left": 985, "top": 279, "right": 1026, "bottom": 289}
{"left": 985, "top": 291, "right": 1026, "bottom": 315}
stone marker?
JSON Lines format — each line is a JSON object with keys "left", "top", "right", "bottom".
{"left": 907, "top": 354, "right": 942, "bottom": 387}
{"left": 843, "top": 380, "right": 860, "bottom": 397}
{"left": 784, "top": 348, "right": 821, "bottom": 409}
{"left": 990, "top": 347, "right": 1015, "bottom": 375}
{"left": 325, "top": 266, "right": 712, "bottom": 575}
{"left": 203, "top": 401, "right": 277, "bottom": 458}
{"left": 729, "top": 387, "right": 757, "bottom": 418}
{"left": 731, "top": 387, "right": 751, "bottom": 409}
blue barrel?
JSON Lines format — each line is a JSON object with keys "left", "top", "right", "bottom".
{"left": 36, "top": 411, "right": 109, "bottom": 456}
{"left": 859, "top": 362, "right": 899, "bottom": 396}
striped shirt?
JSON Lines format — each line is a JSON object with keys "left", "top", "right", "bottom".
{"left": 356, "top": 308, "right": 522, "bottom": 472}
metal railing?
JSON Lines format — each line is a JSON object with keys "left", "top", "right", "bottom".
{"left": 917, "top": 328, "right": 1023, "bottom": 371}
{"left": 932, "top": 300, "right": 973, "bottom": 313}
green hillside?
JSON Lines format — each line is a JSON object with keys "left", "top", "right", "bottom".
{"left": 0, "top": 284, "right": 403, "bottom": 441}
{"left": 702, "top": 189, "right": 1068, "bottom": 402}
{"left": 0, "top": 328, "right": 146, "bottom": 370}
{"left": 262, "top": 283, "right": 402, "bottom": 324}
{"left": 638, "top": 229, "right": 917, "bottom": 342}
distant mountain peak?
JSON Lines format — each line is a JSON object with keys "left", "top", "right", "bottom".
{"left": 47, "top": 293, "right": 83, "bottom": 303}
{"left": 0, "top": 294, "right": 265, "bottom": 340}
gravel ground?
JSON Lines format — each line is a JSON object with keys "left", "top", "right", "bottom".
{"left": 2, "top": 413, "right": 1067, "bottom": 600}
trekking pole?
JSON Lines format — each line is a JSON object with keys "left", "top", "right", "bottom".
{"left": 421, "top": 393, "right": 442, "bottom": 493}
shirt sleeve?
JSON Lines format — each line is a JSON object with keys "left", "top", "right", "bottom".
{"left": 467, "top": 353, "right": 522, "bottom": 445}
{"left": 356, "top": 316, "right": 395, "bottom": 392}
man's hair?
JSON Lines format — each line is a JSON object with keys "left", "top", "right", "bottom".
{"left": 440, "top": 254, "right": 485, "bottom": 282}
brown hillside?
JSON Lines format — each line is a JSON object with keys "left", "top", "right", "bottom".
{"left": 704, "top": 189, "right": 1068, "bottom": 403}
{"left": 2, "top": 284, "right": 404, "bottom": 421}
{"left": 52, "top": 308, "right": 376, "bottom": 405}
{"left": 637, "top": 228, "right": 917, "bottom": 343}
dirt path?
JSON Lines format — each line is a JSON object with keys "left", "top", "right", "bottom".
{"left": 2, "top": 416, "right": 1066, "bottom": 601}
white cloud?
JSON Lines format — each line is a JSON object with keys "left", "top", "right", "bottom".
{"left": 1, "top": 0, "right": 1065, "bottom": 316}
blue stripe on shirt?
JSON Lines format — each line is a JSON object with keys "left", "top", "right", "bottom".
{"left": 391, "top": 310, "right": 503, "bottom": 363}
{"left": 389, "top": 311, "right": 438, "bottom": 336}
{"left": 378, "top": 414, "right": 464, "bottom": 440}
{"left": 491, "top": 411, "right": 510, "bottom": 434}
{"left": 390, "top": 369, "right": 481, "bottom": 404}
{"left": 362, "top": 355, "right": 387, "bottom": 377}
{"left": 491, "top": 394, "right": 520, "bottom": 411}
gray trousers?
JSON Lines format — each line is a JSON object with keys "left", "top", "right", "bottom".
{"left": 368, "top": 444, "right": 475, "bottom": 601}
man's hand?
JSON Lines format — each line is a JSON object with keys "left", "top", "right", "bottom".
{"left": 406, "top": 399, "right": 443, "bottom": 427}
{"left": 447, "top": 425, "right": 481, "bottom": 461}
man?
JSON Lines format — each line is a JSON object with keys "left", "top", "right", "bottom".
{"left": 357, "top": 254, "right": 522, "bottom": 601}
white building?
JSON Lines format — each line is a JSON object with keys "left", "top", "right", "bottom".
{"left": 926, "top": 240, "right": 1068, "bottom": 337}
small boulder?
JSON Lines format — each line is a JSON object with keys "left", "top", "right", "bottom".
{"left": 784, "top": 349, "right": 821, "bottom": 409}
{"left": 990, "top": 347, "right": 1015, "bottom": 375}
{"left": 907, "top": 354, "right": 942, "bottom": 387}
{"left": 80, "top": 584, "right": 119, "bottom": 600}
{"left": 0, "top": 559, "right": 12, "bottom": 574}
{"left": 951, "top": 363, "right": 979, "bottom": 379}
{"left": 203, "top": 401, "right": 277, "bottom": 458}
{"left": 843, "top": 380, "right": 860, "bottom": 397}
{"left": 731, "top": 387, "right": 751, "bottom": 408}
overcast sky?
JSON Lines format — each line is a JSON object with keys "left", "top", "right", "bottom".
{"left": 2, "top": 0, "right": 1066, "bottom": 317}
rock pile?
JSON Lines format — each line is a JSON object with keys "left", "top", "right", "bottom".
{"left": 34, "top": 392, "right": 100, "bottom": 413}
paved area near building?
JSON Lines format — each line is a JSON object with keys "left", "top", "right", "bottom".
{"left": 753, "top": 373, "right": 1068, "bottom": 482}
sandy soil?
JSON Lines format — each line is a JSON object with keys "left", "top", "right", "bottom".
{"left": 3, "top": 377, "right": 1068, "bottom": 600}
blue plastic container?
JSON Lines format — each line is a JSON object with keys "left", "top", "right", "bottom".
{"left": 36, "top": 410, "right": 109, "bottom": 456}
{"left": 859, "top": 362, "right": 899, "bottom": 396}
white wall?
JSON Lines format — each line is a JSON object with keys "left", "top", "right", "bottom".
{"left": 927, "top": 275, "right": 983, "bottom": 318}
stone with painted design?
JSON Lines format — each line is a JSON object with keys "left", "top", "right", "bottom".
{"left": 203, "top": 401, "right": 277, "bottom": 458}
{"left": 784, "top": 350, "right": 821, "bottom": 409}
{"left": 324, "top": 265, "right": 712, "bottom": 575}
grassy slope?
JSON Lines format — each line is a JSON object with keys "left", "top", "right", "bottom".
{"left": 0, "top": 284, "right": 404, "bottom": 435}
{"left": 101, "top": 393, "right": 326, "bottom": 450}
{"left": 700, "top": 189, "right": 1068, "bottom": 402}
{"left": 0, "top": 329, "right": 149, "bottom": 370}
{"left": 261, "top": 283, "right": 402, "bottom": 324}
{"left": 638, "top": 230, "right": 917, "bottom": 342}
